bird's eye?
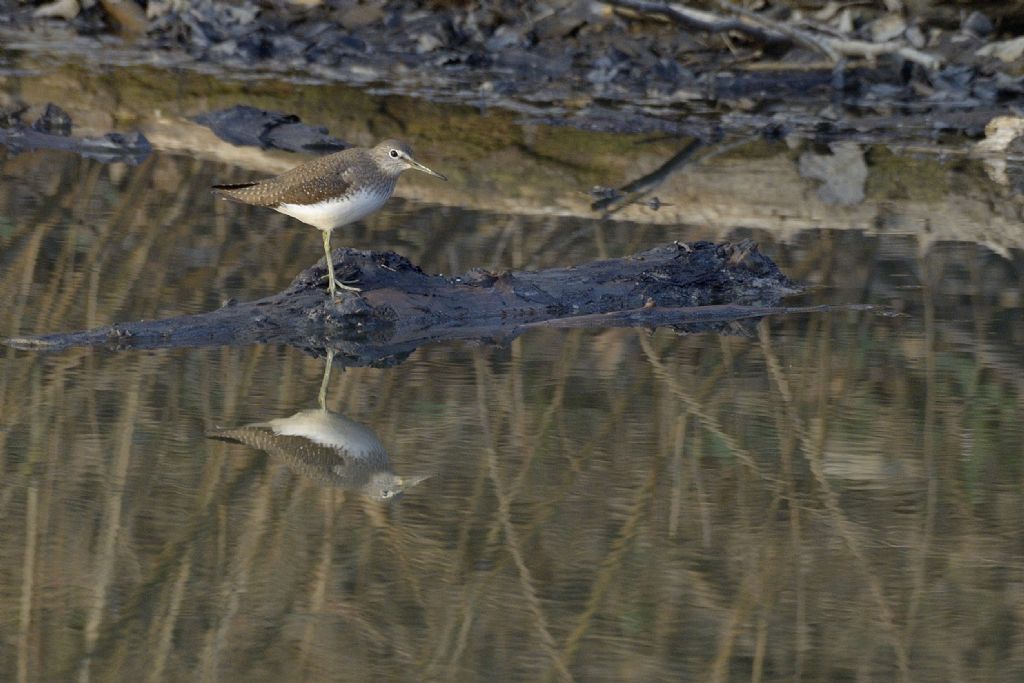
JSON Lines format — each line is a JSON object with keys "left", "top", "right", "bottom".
{"left": 389, "top": 149, "right": 399, "bottom": 158}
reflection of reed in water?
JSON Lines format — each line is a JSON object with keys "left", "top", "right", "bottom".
{"left": 208, "top": 409, "right": 427, "bottom": 501}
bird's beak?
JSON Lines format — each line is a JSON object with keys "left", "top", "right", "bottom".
{"left": 408, "top": 158, "right": 447, "bottom": 181}
{"left": 399, "top": 474, "right": 432, "bottom": 489}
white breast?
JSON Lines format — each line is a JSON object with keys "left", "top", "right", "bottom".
{"left": 266, "top": 409, "right": 387, "bottom": 459}
{"left": 276, "top": 189, "right": 389, "bottom": 231}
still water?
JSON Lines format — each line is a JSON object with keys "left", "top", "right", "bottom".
{"left": 1, "top": 81, "right": 1024, "bottom": 681}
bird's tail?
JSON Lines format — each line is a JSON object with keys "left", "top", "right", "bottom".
{"left": 206, "top": 423, "right": 275, "bottom": 446}
{"left": 211, "top": 182, "right": 259, "bottom": 203}
{"left": 205, "top": 428, "right": 244, "bottom": 444}
{"left": 212, "top": 182, "right": 258, "bottom": 191}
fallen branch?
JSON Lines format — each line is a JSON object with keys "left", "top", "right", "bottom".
{"left": 603, "top": 0, "right": 942, "bottom": 70}
{"left": 5, "top": 241, "right": 800, "bottom": 365}
{"left": 712, "top": 0, "right": 840, "bottom": 61}
{"left": 603, "top": 0, "right": 790, "bottom": 46}
{"left": 715, "top": 0, "right": 941, "bottom": 70}
{"left": 821, "top": 36, "right": 941, "bottom": 70}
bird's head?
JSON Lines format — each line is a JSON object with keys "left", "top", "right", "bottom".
{"left": 373, "top": 139, "right": 447, "bottom": 181}
{"left": 366, "top": 471, "right": 431, "bottom": 503}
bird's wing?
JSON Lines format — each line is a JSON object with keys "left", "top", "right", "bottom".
{"left": 207, "top": 426, "right": 360, "bottom": 486}
{"left": 211, "top": 149, "right": 361, "bottom": 207}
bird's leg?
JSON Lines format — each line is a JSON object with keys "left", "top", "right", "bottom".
{"left": 322, "top": 230, "right": 337, "bottom": 298}
{"left": 318, "top": 348, "right": 335, "bottom": 410}
{"left": 321, "top": 230, "right": 361, "bottom": 295}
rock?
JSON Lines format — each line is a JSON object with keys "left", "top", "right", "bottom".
{"left": 270, "top": 34, "right": 307, "bottom": 59}
{"left": 0, "top": 102, "right": 28, "bottom": 128}
{"left": 193, "top": 105, "right": 296, "bottom": 147}
{"left": 484, "top": 25, "right": 524, "bottom": 52}
{"left": 192, "top": 105, "right": 347, "bottom": 152}
{"left": 415, "top": 33, "right": 443, "bottom": 54}
{"left": 33, "top": 103, "right": 72, "bottom": 135}
{"left": 974, "top": 115, "right": 1024, "bottom": 186}
{"left": 798, "top": 143, "right": 867, "bottom": 206}
{"left": 962, "top": 11, "right": 993, "bottom": 38}
{"left": 533, "top": 8, "right": 586, "bottom": 42}
{"left": 338, "top": 3, "right": 384, "bottom": 30}
{"left": 586, "top": 49, "right": 627, "bottom": 85}
{"left": 975, "top": 115, "right": 1024, "bottom": 154}
{"left": 263, "top": 122, "right": 347, "bottom": 153}
{"left": 99, "top": 0, "right": 147, "bottom": 35}
{"left": 835, "top": 7, "right": 853, "bottom": 34}
{"left": 869, "top": 14, "right": 906, "bottom": 43}
{"left": 905, "top": 24, "right": 925, "bottom": 49}
{"left": 337, "top": 34, "right": 369, "bottom": 53}
{"left": 33, "top": 0, "right": 80, "bottom": 21}
{"left": 976, "top": 37, "right": 1024, "bottom": 64}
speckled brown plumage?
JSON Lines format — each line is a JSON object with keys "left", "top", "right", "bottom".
{"left": 212, "top": 146, "right": 393, "bottom": 207}
{"left": 207, "top": 425, "right": 387, "bottom": 489}
{"left": 206, "top": 408, "right": 428, "bottom": 500}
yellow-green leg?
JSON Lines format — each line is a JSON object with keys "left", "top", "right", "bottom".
{"left": 318, "top": 348, "right": 335, "bottom": 410}
{"left": 321, "top": 230, "right": 360, "bottom": 298}
{"left": 322, "top": 230, "right": 337, "bottom": 298}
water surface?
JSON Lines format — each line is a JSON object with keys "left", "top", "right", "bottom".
{"left": 1, "top": 65, "right": 1023, "bottom": 683}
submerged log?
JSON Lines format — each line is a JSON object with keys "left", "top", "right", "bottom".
{"left": 5, "top": 240, "right": 803, "bottom": 366}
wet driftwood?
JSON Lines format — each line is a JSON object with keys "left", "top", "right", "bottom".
{"left": 5, "top": 240, "right": 804, "bottom": 366}
{"left": 0, "top": 103, "right": 152, "bottom": 164}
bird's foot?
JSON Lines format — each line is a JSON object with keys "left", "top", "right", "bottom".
{"left": 321, "top": 272, "right": 363, "bottom": 298}
{"left": 337, "top": 278, "right": 362, "bottom": 293}
{"left": 328, "top": 282, "right": 362, "bottom": 299}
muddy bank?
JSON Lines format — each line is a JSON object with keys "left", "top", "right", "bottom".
{"left": 2, "top": 63, "right": 1023, "bottom": 259}
{"left": 3, "top": 1, "right": 1024, "bottom": 142}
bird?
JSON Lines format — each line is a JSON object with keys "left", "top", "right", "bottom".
{"left": 208, "top": 408, "right": 429, "bottom": 502}
{"left": 212, "top": 139, "right": 447, "bottom": 298}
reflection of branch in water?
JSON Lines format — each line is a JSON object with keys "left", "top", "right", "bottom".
{"left": 590, "top": 139, "right": 705, "bottom": 216}
{"left": 589, "top": 135, "right": 758, "bottom": 217}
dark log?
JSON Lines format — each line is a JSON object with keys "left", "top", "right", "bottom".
{"left": 192, "top": 105, "right": 348, "bottom": 153}
{"left": 4, "top": 240, "right": 803, "bottom": 366}
{"left": 0, "top": 126, "right": 151, "bottom": 165}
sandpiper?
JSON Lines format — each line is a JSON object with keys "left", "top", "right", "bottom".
{"left": 213, "top": 139, "right": 447, "bottom": 298}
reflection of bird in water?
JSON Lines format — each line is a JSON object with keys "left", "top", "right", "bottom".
{"left": 208, "top": 409, "right": 428, "bottom": 502}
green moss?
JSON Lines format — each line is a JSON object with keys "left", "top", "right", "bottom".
{"left": 529, "top": 126, "right": 648, "bottom": 164}
{"left": 378, "top": 98, "right": 522, "bottom": 155}
{"left": 865, "top": 146, "right": 951, "bottom": 201}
